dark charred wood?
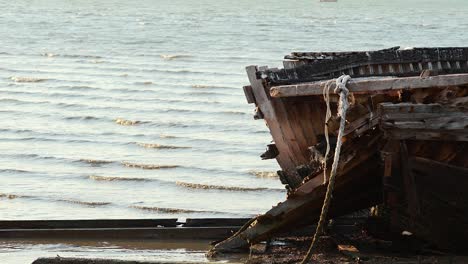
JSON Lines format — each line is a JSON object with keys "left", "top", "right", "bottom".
{"left": 285, "top": 47, "right": 401, "bottom": 61}
{"left": 277, "top": 170, "right": 289, "bottom": 185}
{"left": 400, "top": 141, "right": 420, "bottom": 224}
{"left": 260, "top": 47, "right": 468, "bottom": 85}
{"left": 260, "top": 144, "right": 279, "bottom": 160}
{"left": 277, "top": 170, "right": 302, "bottom": 189}
{"left": 243, "top": 85, "right": 256, "bottom": 104}
{"left": 296, "top": 165, "right": 312, "bottom": 179}
{"left": 253, "top": 106, "right": 264, "bottom": 120}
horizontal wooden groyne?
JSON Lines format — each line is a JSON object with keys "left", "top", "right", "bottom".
{"left": 0, "top": 218, "right": 250, "bottom": 241}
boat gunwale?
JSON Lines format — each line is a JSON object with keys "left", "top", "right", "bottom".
{"left": 269, "top": 73, "right": 468, "bottom": 98}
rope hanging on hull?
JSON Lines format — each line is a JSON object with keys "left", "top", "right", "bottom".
{"left": 301, "top": 75, "right": 351, "bottom": 264}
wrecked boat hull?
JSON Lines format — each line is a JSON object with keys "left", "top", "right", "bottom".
{"left": 210, "top": 47, "right": 468, "bottom": 255}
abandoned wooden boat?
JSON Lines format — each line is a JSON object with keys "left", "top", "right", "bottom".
{"left": 209, "top": 47, "right": 468, "bottom": 255}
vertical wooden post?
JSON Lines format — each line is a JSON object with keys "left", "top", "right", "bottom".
{"left": 400, "top": 141, "right": 420, "bottom": 225}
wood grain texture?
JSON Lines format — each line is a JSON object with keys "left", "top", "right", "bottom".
{"left": 270, "top": 74, "right": 468, "bottom": 97}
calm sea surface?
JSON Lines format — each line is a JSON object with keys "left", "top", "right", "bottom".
{"left": 1, "top": 0, "right": 467, "bottom": 262}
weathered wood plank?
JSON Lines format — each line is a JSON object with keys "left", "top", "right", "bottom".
{"left": 243, "top": 85, "right": 256, "bottom": 104}
{"left": 383, "top": 129, "right": 468, "bottom": 141}
{"left": 246, "top": 66, "right": 296, "bottom": 170}
{"left": 246, "top": 66, "right": 304, "bottom": 187}
{"left": 379, "top": 102, "right": 468, "bottom": 141}
{"left": 270, "top": 74, "right": 468, "bottom": 97}
{"left": 342, "top": 112, "right": 380, "bottom": 137}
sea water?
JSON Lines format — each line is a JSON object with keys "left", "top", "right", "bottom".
{"left": 1, "top": 0, "right": 467, "bottom": 262}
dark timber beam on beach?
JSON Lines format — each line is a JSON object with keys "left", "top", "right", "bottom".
{"left": 0, "top": 219, "right": 178, "bottom": 229}
{"left": 184, "top": 218, "right": 249, "bottom": 227}
{"left": 0, "top": 226, "right": 238, "bottom": 240}
{"left": 269, "top": 73, "right": 468, "bottom": 97}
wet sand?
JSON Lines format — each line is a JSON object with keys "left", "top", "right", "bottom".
{"left": 245, "top": 235, "right": 468, "bottom": 264}
{"left": 0, "top": 238, "right": 244, "bottom": 264}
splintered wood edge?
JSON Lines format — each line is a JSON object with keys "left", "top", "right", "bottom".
{"left": 270, "top": 73, "right": 468, "bottom": 97}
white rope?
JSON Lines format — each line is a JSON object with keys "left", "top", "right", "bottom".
{"left": 301, "top": 75, "right": 351, "bottom": 264}
{"left": 322, "top": 79, "right": 334, "bottom": 184}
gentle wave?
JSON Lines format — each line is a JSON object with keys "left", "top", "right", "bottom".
{"left": 248, "top": 170, "right": 278, "bottom": 178}
{"left": 160, "top": 134, "right": 177, "bottom": 139}
{"left": 0, "top": 169, "right": 31, "bottom": 174}
{"left": 136, "top": 142, "right": 190, "bottom": 149}
{"left": 58, "top": 199, "right": 111, "bottom": 207}
{"left": 221, "top": 110, "right": 249, "bottom": 116}
{"left": 0, "top": 98, "right": 23, "bottom": 104}
{"left": 78, "top": 159, "right": 114, "bottom": 165}
{"left": 41, "top": 52, "right": 102, "bottom": 59}
{"left": 159, "top": 54, "right": 192, "bottom": 60}
{"left": 134, "top": 81, "right": 153, "bottom": 85}
{"left": 191, "top": 84, "right": 218, "bottom": 89}
{"left": 121, "top": 162, "right": 179, "bottom": 170}
{"left": 88, "top": 175, "right": 151, "bottom": 182}
{"left": 10, "top": 76, "right": 47, "bottom": 83}
{"left": 131, "top": 205, "right": 216, "bottom": 214}
{"left": 115, "top": 118, "right": 142, "bottom": 126}
{"left": 65, "top": 116, "right": 100, "bottom": 121}
{"left": 0, "top": 193, "right": 24, "bottom": 199}
{"left": 176, "top": 181, "right": 271, "bottom": 191}
{"left": 0, "top": 192, "right": 109, "bottom": 207}
{"left": 191, "top": 84, "right": 236, "bottom": 89}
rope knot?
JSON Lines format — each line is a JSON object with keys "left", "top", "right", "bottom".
{"left": 334, "top": 75, "right": 351, "bottom": 95}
